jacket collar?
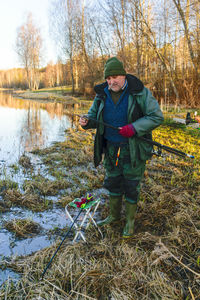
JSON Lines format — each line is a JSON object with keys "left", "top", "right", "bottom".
{"left": 94, "top": 74, "right": 144, "bottom": 95}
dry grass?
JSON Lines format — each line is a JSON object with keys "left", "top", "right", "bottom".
{"left": 4, "top": 189, "right": 52, "bottom": 211}
{"left": 1, "top": 229, "right": 199, "bottom": 299}
{"left": 0, "top": 118, "right": 200, "bottom": 299}
{"left": 19, "top": 154, "right": 32, "bottom": 169}
{"left": 4, "top": 219, "right": 41, "bottom": 238}
{"left": 15, "top": 91, "right": 81, "bottom": 103}
{"left": 23, "top": 176, "right": 71, "bottom": 196}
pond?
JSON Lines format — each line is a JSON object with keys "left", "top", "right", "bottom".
{"left": 0, "top": 91, "right": 88, "bottom": 286}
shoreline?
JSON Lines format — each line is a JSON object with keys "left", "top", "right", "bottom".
{"left": 13, "top": 91, "right": 81, "bottom": 103}
{"left": 1, "top": 87, "right": 92, "bottom": 103}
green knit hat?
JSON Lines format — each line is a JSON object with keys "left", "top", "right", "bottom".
{"left": 104, "top": 57, "right": 126, "bottom": 79}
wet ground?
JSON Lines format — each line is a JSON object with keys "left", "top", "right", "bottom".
{"left": 0, "top": 91, "right": 91, "bottom": 285}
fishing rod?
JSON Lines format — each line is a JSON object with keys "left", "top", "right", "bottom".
{"left": 73, "top": 114, "right": 117, "bottom": 130}
{"left": 73, "top": 114, "right": 194, "bottom": 159}
{"left": 41, "top": 209, "right": 83, "bottom": 279}
{"left": 138, "top": 136, "right": 194, "bottom": 158}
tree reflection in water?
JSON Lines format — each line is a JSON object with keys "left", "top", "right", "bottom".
{"left": 0, "top": 91, "right": 86, "bottom": 164}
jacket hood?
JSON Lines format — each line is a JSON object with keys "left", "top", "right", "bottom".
{"left": 94, "top": 74, "right": 144, "bottom": 95}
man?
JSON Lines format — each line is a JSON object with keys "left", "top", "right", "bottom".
{"left": 79, "top": 57, "right": 164, "bottom": 238}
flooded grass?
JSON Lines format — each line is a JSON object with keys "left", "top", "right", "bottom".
{"left": 3, "top": 189, "right": 53, "bottom": 212}
{"left": 23, "top": 176, "right": 71, "bottom": 196}
{"left": 18, "top": 154, "right": 32, "bottom": 169}
{"left": 0, "top": 117, "right": 200, "bottom": 299}
{"left": 4, "top": 219, "right": 41, "bottom": 238}
{"left": 0, "top": 179, "right": 18, "bottom": 192}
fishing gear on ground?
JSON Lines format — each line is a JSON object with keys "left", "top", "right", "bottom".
{"left": 74, "top": 193, "right": 94, "bottom": 208}
{"left": 41, "top": 193, "right": 95, "bottom": 279}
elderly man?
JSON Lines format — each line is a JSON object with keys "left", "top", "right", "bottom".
{"left": 79, "top": 57, "right": 164, "bottom": 238}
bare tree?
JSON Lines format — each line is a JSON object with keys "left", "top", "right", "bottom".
{"left": 129, "top": 0, "right": 180, "bottom": 100}
{"left": 98, "top": 0, "right": 131, "bottom": 65}
{"left": 172, "top": 0, "right": 199, "bottom": 78}
{"left": 49, "top": 0, "right": 82, "bottom": 94}
{"left": 129, "top": 0, "right": 146, "bottom": 77}
{"left": 16, "top": 13, "right": 43, "bottom": 90}
{"left": 3, "top": 0, "right": 198, "bottom": 106}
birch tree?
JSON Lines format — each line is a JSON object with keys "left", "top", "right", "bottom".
{"left": 16, "top": 13, "right": 43, "bottom": 90}
{"left": 50, "top": 0, "right": 81, "bottom": 94}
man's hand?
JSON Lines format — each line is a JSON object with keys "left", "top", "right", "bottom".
{"left": 79, "top": 116, "right": 89, "bottom": 126}
{"left": 119, "top": 124, "right": 136, "bottom": 138}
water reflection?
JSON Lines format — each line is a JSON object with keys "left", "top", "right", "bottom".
{"left": 0, "top": 92, "right": 84, "bottom": 164}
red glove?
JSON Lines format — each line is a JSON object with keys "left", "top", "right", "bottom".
{"left": 119, "top": 124, "right": 136, "bottom": 138}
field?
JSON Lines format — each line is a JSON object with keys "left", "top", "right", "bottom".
{"left": 0, "top": 112, "right": 200, "bottom": 300}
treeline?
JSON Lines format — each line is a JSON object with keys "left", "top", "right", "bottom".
{"left": 0, "top": 0, "right": 199, "bottom": 107}
{"left": 0, "top": 63, "right": 69, "bottom": 91}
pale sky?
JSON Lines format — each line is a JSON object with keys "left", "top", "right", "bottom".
{"left": 0, "top": 0, "right": 56, "bottom": 70}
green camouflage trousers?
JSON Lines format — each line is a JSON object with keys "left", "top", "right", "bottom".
{"left": 103, "top": 143, "right": 146, "bottom": 204}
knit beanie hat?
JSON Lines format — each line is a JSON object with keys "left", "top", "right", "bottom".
{"left": 104, "top": 57, "right": 126, "bottom": 79}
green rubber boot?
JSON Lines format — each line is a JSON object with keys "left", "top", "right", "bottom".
{"left": 122, "top": 202, "right": 137, "bottom": 238}
{"left": 97, "top": 195, "right": 122, "bottom": 226}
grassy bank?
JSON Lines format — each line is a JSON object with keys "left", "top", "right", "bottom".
{"left": 0, "top": 117, "right": 200, "bottom": 299}
{"left": 13, "top": 86, "right": 92, "bottom": 103}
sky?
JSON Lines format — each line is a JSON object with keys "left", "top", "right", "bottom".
{"left": 0, "top": 0, "right": 56, "bottom": 70}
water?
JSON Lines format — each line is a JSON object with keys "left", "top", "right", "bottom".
{"left": 0, "top": 91, "right": 71, "bottom": 165}
{"left": 0, "top": 91, "right": 86, "bottom": 286}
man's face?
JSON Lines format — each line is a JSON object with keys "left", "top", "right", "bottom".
{"left": 106, "top": 75, "right": 126, "bottom": 92}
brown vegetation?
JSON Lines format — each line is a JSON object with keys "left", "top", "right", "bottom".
{"left": 0, "top": 0, "right": 199, "bottom": 106}
{"left": 4, "top": 219, "right": 41, "bottom": 238}
{"left": 0, "top": 116, "right": 199, "bottom": 299}
{"left": 4, "top": 189, "right": 53, "bottom": 212}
